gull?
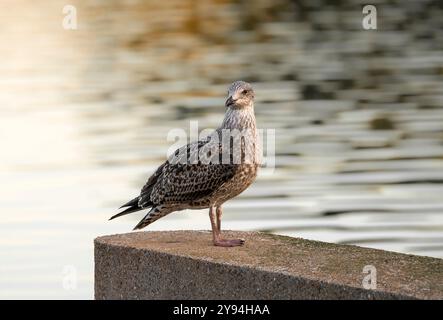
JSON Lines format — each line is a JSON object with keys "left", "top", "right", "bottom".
{"left": 110, "top": 81, "right": 260, "bottom": 247}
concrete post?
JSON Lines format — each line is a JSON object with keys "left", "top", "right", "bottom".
{"left": 95, "top": 231, "right": 443, "bottom": 299}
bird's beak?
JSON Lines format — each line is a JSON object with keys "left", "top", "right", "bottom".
{"left": 225, "top": 96, "right": 236, "bottom": 107}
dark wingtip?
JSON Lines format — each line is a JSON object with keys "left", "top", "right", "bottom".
{"left": 109, "top": 213, "right": 122, "bottom": 221}
{"left": 109, "top": 205, "right": 143, "bottom": 221}
{"left": 119, "top": 197, "right": 139, "bottom": 209}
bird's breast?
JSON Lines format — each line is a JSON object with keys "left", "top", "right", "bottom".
{"left": 211, "top": 163, "right": 259, "bottom": 206}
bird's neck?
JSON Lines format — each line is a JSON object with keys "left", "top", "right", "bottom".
{"left": 220, "top": 104, "right": 256, "bottom": 131}
{"left": 219, "top": 103, "right": 261, "bottom": 165}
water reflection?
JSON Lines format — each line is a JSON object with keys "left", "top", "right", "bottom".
{"left": 0, "top": 0, "right": 443, "bottom": 299}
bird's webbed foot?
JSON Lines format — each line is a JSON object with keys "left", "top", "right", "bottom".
{"left": 213, "top": 238, "right": 245, "bottom": 247}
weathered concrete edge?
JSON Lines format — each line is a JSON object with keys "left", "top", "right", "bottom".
{"left": 94, "top": 231, "right": 442, "bottom": 299}
{"left": 94, "top": 238, "right": 416, "bottom": 300}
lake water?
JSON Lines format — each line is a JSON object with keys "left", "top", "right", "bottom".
{"left": 1, "top": 0, "right": 442, "bottom": 299}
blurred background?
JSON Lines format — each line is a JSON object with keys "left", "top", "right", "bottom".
{"left": 1, "top": 0, "right": 443, "bottom": 299}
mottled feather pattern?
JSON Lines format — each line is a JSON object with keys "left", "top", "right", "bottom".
{"left": 113, "top": 81, "right": 259, "bottom": 230}
{"left": 151, "top": 162, "right": 237, "bottom": 207}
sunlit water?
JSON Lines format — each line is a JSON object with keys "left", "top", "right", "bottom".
{"left": 1, "top": 1, "right": 443, "bottom": 299}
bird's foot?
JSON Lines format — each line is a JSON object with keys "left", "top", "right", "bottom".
{"left": 213, "top": 238, "right": 245, "bottom": 247}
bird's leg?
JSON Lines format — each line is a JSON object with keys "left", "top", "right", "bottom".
{"left": 216, "top": 206, "right": 244, "bottom": 245}
{"left": 216, "top": 206, "right": 222, "bottom": 232}
{"left": 209, "top": 206, "right": 244, "bottom": 247}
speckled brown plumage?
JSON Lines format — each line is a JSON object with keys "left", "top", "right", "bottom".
{"left": 110, "top": 81, "right": 259, "bottom": 246}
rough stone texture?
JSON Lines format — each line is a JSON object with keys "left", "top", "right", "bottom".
{"left": 95, "top": 231, "right": 443, "bottom": 300}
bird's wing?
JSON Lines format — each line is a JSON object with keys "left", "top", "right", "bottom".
{"left": 138, "top": 161, "right": 167, "bottom": 208}
{"left": 112, "top": 131, "right": 237, "bottom": 223}
{"left": 149, "top": 134, "right": 237, "bottom": 205}
{"left": 151, "top": 163, "right": 236, "bottom": 205}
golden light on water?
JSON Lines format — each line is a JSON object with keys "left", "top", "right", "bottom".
{"left": 1, "top": 0, "right": 443, "bottom": 298}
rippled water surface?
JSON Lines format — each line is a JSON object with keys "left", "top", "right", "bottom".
{"left": 1, "top": 0, "right": 443, "bottom": 298}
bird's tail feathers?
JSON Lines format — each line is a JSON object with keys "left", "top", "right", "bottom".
{"left": 132, "top": 207, "right": 168, "bottom": 230}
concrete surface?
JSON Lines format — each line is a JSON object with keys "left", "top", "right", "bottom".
{"left": 95, "top": 231, "right": 443, "bottom": 299}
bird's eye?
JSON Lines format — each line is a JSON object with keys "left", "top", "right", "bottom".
{"left": 242, "top": 89, "right": 248, "bottom": 94}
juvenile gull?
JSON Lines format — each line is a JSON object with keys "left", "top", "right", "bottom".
{"left": 110, "top": 81, "right": 260, "bottom": 247}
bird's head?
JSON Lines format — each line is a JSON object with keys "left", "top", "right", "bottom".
{"left": 225, "top": 81, "right": 255, "bottom": 109}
